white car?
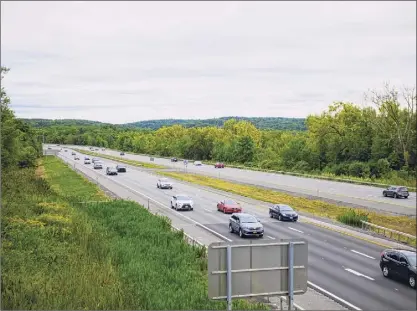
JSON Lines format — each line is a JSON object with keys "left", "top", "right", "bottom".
{"left": 157, "top": 178, "right": 173, "bottom": 189}
{"left": 84, "top": 157, "right": 91, "bottom": 164}
{"left": 171, "top": 194, "right": 194, "bottom": 211}
{"left": 194, "top": 161, "right": 202, "bottom": 166}
{"left": 93, "top": 161, "right": 103, "bottom": 169}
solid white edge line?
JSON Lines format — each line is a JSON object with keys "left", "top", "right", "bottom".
{"left": 344, "top": 268, "right": 375, "bottom": 281}
{"left": 350, "top": 249, "right": 376, "bottom": 260}
{"left": 59, "top": 152, "right": 233, "bottom": 242}
{"left": 267, "top": 235, "right": 276, "bottom": 240}
{"left": 60, "top": 150, "right": 363, "bottom": 311}
{"left": 307, "top": 281, "right": 362, "bottom": 311}
{"left": 288, "top": 226, "right": 304, "bottom": 234}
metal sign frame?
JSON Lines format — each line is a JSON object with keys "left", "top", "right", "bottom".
{"left": 208, "top": 239, "right": 308, "bottom": 311}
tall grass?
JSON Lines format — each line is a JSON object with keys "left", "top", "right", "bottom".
{"left": 336, "top": 209, "right": 368, "bottom": 227}
{"left": 2, "top": 157, "right": 267, "bottom": 310}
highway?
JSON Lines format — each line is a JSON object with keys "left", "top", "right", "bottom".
{"left": 55, "top": 146, "right": 416, "bottom": 311}
{"left": 67, "top": 145, "right": 416, "bottom": 216}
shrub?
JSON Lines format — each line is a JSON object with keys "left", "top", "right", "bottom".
{"left": 292, "top": 160, "right": 311, "bottom": 173}
{"left": 336, "top": 209, "right": 369, "bottom": 227}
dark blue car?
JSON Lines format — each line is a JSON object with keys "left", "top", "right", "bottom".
{"left": 269, "top": 204, "right": 299, "bottom": 222}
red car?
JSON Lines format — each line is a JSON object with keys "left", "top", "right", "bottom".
{"left": 217, "top": 199, "right": 242, "bottom": 214}
{"left": 214, "top": 162, "right": 225, "bottom": 168}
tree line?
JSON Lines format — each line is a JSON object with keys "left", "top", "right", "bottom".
{"left": 36, "top": 83, "right": 416, "bottom": 184}
{"left": 1, "top": 67, "right": 41, "bottom": 169}
{"left": 21, "top": 116, "right": 307, "bottom": 131}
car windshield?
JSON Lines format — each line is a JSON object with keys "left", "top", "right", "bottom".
{"left": 176, "top": 195, "right": 190, "bottom": 201}
{"left": 398, "top": 187, "right": 408, "bottom": 191}
{"left": 280, "top": 205, "right": 293, "bottom": 212}
{"left": 240, "top": 215, "right": 258, "bottom": 223}
{"left": 406, "top": 253, "right": 417, "bottom": 266}
{"left": 224, "top": 199, "right": 237, "bottom": 205}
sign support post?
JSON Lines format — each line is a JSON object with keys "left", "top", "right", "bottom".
{"left": 227, "top": 244, "right": 232, "bottom": 311}
{"left": 288, "top": 242, "right": 294, "bottom": 310}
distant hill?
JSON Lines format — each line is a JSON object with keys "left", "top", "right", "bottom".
{"left": 21, "top": 118, "right": 112, "bottom": 127}
{"left": 123, "top": 117, "right": 306, "bottom": 131}
{"left": 20, "top": 116, "right": 307, "bottom": 131}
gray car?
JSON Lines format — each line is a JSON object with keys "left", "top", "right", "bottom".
{"left": 229, "top": 213, "right": 264, "bottom": 238}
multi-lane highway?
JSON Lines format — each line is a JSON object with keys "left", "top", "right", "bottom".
{"left": 67, "top": 145, "right": 416, "bottom": 216}
{"left": 55, "top": 146, "right": 416, "bottom": 311}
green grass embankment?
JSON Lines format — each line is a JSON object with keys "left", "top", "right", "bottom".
{"left": 1, "top": 156, "right": 267, "bottom": 310}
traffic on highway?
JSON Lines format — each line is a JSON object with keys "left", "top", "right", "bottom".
{"left": 54, "top": 145, "right": 416, "bottom": 311}
{"left": 67, "top": 145, "right": 417, "bottom": 216}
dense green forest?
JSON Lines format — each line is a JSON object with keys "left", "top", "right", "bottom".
{"left": 21, "top": 116, "right": 307, "bottom": 131}
{"left": 1, "top": 67, "right": 41, "bottom": 169}
{"left": 36, "top": 84, "right": 416, "bottom": 185}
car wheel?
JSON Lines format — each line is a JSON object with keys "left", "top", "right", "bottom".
{"left": 382, "top": 266, "right": 389, "bottom": 277}
{"left": 269, "top": 211, "right": 273, "bottom": 218}
{"left": 278, "top": 215, "right": 282, "bottom": 221}
{"left": 175, "top": 204, "right": 178, "bottom": 211}
{"left": 157, "top": 184, "right": 159, "bottom": 188}
{"left": 383, "top": 192, "right": 387, "bottom": 197}
{"left": 239, "top": 228, "right": 244, "bottom": 238}
{"left": 405, "top": 196, "right": 409, "bottom": 199}
{"left": 170, "top": 202, "right": 173, "bottom": 209}
{"left": 409, "top": 275, "right": 416, "bottom": 289}
{"left": 229, "top": 224, "right": 233, "bottom": 233}
{"left": 259, "top": 234, "right": 264, "bottom": 238}
{"left": 190, "top": 208, "right": 194, "bottom": 211}
{"left": 394, "top": 193, "right": 398, "bottom": 199}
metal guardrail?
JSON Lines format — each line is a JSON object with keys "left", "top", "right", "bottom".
{"left": 360, "top": 220, "right": 416, "bottom": 245}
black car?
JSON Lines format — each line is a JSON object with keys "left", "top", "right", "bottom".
{"left": 383, "top": 186, "right": 409, "bottom": 199}
{"left": 171, "top": 157, "right": 178, "bottom": 162}
{"left": 380, "top": 249, "right": 416, "bottom": 289}
{"left": 116, "top": 165, "right": 127, "bottom": 172}
{"left": 269, "top": 204, "right": 298, "bottom": 221}
{"left": 106, "top": 167, "right": 118, "bottom": 175}
{"left": 120, "top": 152, "right": 125, "bottom": 156}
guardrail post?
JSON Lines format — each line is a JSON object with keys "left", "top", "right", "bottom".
{"left": 227, "top": 244, "right": 232, "bottom": 311}
{"left": 288, "top": 242, "right": 294, "bottom": 310}
{"left": 148, "top": 199, "right": 150, "bottom": 211}
{"left": 280, "top": 297, "right": 283, "bottom": 310}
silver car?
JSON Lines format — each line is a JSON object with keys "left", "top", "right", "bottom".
{"left": 229, "top": 213, "right": 264, "bottom": 238}
{"left": 93, "top": 161, "right": 103, "bottom": 169}
{"left": 171, "top": 194, "right": 194, "bottom": 211}
{"left": 157, "top": 178, "right": 173, "bottom": 189}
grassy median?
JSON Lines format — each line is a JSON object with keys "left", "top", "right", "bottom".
{"left": 73, "top": 148, "right": 167, "bottom": 169}
{"left": 158, "top": 171, "right": 416, "bottom": 241}
{"left": 1, "top": 156, "right": 267, "bottom": 310}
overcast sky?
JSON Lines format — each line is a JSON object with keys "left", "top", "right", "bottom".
{"left": 1, "top": 1, "right": 416, "bottom": 124}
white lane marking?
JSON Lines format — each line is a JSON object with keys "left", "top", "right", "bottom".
{"left": 344, "top": 268, "right": 375, "bottom": 281}
{"left": 288, "top": 227, "right": 304, "bottom": 234}
{"left": 63, "top": 149, "right": 362, "bottom": 311}
{"left": 203, "top": 208, "right": 212, "bottom": 213}
{"left": 350, "top": 249, "right": 376, "bottom": 260}
{"left": 307, "top": 281, "right": 362, "bottom": 311}
{"left": 267, "top": 235, "right": 276, "bottom": 240}
{"left": 58, "top": 153, "right": 232, "bottom": 242}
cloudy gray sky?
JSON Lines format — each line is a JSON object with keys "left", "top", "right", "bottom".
{"left": 1, "top": 1, "right": 416, "bottom": 124}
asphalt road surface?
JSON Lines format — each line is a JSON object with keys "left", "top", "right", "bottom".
{"left": 65, "top": 145, "right": 416, "bottom": 216}
{"left": 56, "top": 147, "right": 416, "bottom": 311}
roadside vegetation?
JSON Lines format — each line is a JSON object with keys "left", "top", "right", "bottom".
{"left": 35, "top": 83, "right": 416, "bottom": 188}
{"left": 2, "top": 156, "right": 267, "bottom": 310}
{"left": 158, "top": 171, "right": 416, "bottom": 245}
{"left": 1, "top": 66, "right": 266, "bottom": 310}
{"left": 73, "top": 148, "right": 166, "bottom": 169}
